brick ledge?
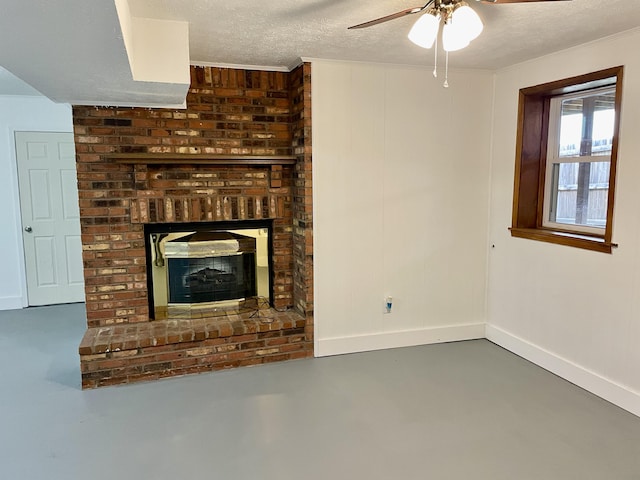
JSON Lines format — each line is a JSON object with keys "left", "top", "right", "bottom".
{"left": 79, "top": 309, "right": 312, "bottom": 388}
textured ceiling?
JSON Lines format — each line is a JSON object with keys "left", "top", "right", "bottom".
{"left": 127, "top": 0, "right": 640, "bottom": 70}
{"left": 1, "top": 0, "right": 639, "bottom": 105}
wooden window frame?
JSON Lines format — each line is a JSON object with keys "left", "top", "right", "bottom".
{"left": 510, "top": 66, "right": 624, "bottom": 254}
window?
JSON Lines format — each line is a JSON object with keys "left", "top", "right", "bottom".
{"left": 510, "top": 66, "right": 623, "bottom": 253}
{"left": 543, "top": 87, "right": 615, "bottom": 234}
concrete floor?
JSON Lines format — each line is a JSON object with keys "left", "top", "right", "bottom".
{"left": 1, "top": 304, "right": 639, "bottom": 480}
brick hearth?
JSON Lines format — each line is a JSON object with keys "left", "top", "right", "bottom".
{"left": 79, "top": 309, "right": 307, "bottom": 388}
{"left": 74, "top": 65, "right": 313, "bottom": 388}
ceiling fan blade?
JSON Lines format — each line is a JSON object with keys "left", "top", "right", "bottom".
{"left": 348, "top": 2, "right": 432, "bottom": 30}
{"left": 478, "top": 0, "right": 570, "bottom": 3}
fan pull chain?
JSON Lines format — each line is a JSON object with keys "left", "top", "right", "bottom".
{"left": 443, "top": 50, "right": 449, "bottom": 88}
{"left": 433, "top": 34, "right": 438, "bottom": 78}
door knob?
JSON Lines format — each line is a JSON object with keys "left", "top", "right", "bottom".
{"left": 24, "top": 226, "right": 33, "bottom": 233}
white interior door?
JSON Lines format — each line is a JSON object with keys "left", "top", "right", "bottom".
{"left": 15, "top": 132, "right": 84, "bottom": 306}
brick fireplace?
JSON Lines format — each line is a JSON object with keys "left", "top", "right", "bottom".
{"left": 76, "top": 65, "right": 313, "bottom": 388}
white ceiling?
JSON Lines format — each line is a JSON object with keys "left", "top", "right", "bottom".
{"left": 1, "top": 0, "right": 639, "bottom": 106}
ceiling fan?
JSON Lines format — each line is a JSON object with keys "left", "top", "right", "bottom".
{"left": 348, "top": 0, "right": 570, "bottom": 31}
{"left": 348, "top": 0, "right": 570, "bottom": 86}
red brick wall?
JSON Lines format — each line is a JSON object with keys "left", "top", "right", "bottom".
{"left": 75, "top": 67, "right": 292, "bottom": 156}
{"left": 291, "top": 63, "right": 314, "bottom": 337}
{"left": 74, "top": 65, "right": 313, "bottom": 387}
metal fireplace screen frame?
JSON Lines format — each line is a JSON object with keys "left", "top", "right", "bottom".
{"left": 144, "top": 220, "right": 274, "bottom": 320}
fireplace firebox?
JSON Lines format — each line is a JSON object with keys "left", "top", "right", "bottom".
{"left": 144, "top": 221, "right": 273, "bottom": 320}
{"left": 166, "top": 231, "right": 256, "bottom": 304}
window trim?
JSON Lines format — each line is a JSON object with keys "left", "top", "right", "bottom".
{"left": 510, "top": 66, "right": 624, "bottom": 254}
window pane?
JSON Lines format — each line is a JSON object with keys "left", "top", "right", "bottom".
{"left": 549, "top": 161, "right": 609, "bottom": 228}
{"left": 559, "top": 91, "right": 615, "bottom": 158}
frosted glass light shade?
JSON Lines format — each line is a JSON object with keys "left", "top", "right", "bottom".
{"left": 442, "top": 20, "right": 469, "bottom": 52}
{"left": 451, "top": 5, "right": 483, "bottom": 42}
{"left": 408, "top": 12, "right": 440, "bottom": 49}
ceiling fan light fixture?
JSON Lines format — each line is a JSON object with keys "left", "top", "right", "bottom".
{"left": 407, "top": 11, "right": 440, "bottom": 49}
{"left": 349, "top": 0, "right": 571, "bottom": 87}
{"left": 442, "top": 19, "right": 470, "bottom": 52}
{"left": 450, "top": 3, "right": 483, "bottom": 42}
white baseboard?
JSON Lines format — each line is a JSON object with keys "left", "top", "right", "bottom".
{"left": 486, "top": 323, "right": 640, "bottom": 418}
{"left": 315, "top": 323, "right": 485, "bottom": 358}
{"left": 0, "top": 296, "right": 26, "bottom": 311}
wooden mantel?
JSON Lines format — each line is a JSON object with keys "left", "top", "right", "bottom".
{"left": 108, "top": 153, "right": 297, "bottom": 166}
{"left": 107, "top": 153, "right": 296, "bottom": 188}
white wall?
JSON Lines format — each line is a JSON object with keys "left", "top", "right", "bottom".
{"left": 487, "top": 29, "right": 640, "bottom": 416}
{"left": 313, "top": 60, "right": 494, "bottom": 356}
{"left": 0, "top": 96, "right": 73, "bottom": 309}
